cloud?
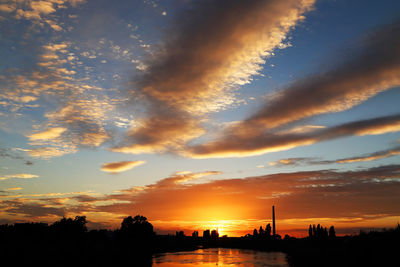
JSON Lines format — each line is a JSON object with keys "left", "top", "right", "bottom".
{"left": 269, "top": 157, "right": 312, "bottom": 167}
{"left": 278, "top": 125, "right": 326, "bottom": 135}
{"left": 30, "top": 1, "right": 56, "bottom": 15}
{"left": 80, "top": 165, "right": 400, "bottom": 226}
{"left": 1, "top": 166, "right": 399, "bottom": 233}
{"left": 185, "top": 20, "right": 400, "bottom": 158}
{"left": 187, "top": 114, "right": 400, "bottom": 158}
{"left": 0, "top": 173, "right": 39, "bottom": 180}
{"left": 336, "top": 148, "right": 400, "bottom": 163}
{"left": 6, "top": 188, "right": 23, "bottom": 191}
{"left": 139, "top": 0, "right": 314, "bottom": 113}
{"left": 0, "top": 3, "right": 16, "bottom": 13}
{"left": 112, "top": 113, "right": 205, "bottom": 154}
{"left": 0, "top": 33, "right": 121, "bottom": 158}
{"left": 101, "top": 160, "right": 146, "bottom": 173}
{"left": 0, "top": 190, "right": 93, "bottom": 199}
{"left": 0, "top": 147, "right": 33, "bottom": 165}
{"left": 114, "top": 0, "right": 315, "bottom": 154}
{"left": 268, "top": 147, "right": 400, "bottom": 166}
{"left": 25, "top": 147, "right": 74, "bottom": 159}
{"left": 1, "top": 199, "right": 66, "bottom": 218}
{"left": 27, "top": 127, "right": 67, "bottom": 141}
{"left": 243, "top": 21, "right": 400, "bottom": 129}
{"left": 151, "top": 171, "right": 222, "bottom": 188}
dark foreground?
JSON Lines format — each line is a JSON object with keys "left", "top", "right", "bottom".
{"left": 0, "top": 216, "right": 399, "bottom": 267}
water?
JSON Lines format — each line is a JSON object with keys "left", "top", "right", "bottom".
{"left": 152, "top": 248, "right": 289, "bottom": 267}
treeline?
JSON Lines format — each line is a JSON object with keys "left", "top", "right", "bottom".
{"left": 308, "top": 224, "right": 336, "bottom": 239}
{"left": 286, "top": 224, "right": 400, "bottom": 267}
{"left": 250, "top": 223, "right": 276, "bottom": 238}
{"left": 0, "top": 215, "right": 155, "bottom": 266}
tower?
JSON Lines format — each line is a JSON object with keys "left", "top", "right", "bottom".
{"left": 272, "top": 205, "right": 276, "bottom": 237}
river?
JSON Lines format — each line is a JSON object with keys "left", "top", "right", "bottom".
{"left": 152, "top": 248, "right": 289, "bottom": 266}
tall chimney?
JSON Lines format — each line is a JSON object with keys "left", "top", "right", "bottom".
{"left": 272, "top": 205, "right": 276, "bottom": 237}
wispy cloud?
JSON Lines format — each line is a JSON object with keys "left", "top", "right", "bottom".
{"left": 0, "top": 147, "right": 33, "bottom": 165}
{"left": 268, "top": 146, "right": 400, "bottom": 167}
{"left": 0, "top": 173, "right": 39, "bottom": 181}
{"left": 101, "top": 160, "right": 146, "bottom": 173}
{"left": 335, "top": 147, "right": 400, "bottom": 163}
{"left": 6, "top": 187, "right": 23, "bottom": 191}
{"left": 187, "top": 114, "right": 400, "bottom": 158}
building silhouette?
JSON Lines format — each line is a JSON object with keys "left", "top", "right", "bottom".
{"left": 203, "top": 229, "right": 210, "bottom": 238}
{"left": 211, "top": 229, "right": 219, "bottom": 238}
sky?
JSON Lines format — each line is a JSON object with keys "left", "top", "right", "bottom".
{"left": 0, "top": 0, "right": 400, "bottom": 237}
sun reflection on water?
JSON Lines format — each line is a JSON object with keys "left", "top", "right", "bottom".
{"left": 152, "top": 248, "right": 289, "bottom": 266}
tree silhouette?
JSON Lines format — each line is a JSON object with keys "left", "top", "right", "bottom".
{"left": 265, "top": 223, "right": 271, "bottom": 237}
{"left": 312, "top": 224, "right": 316, "bottom": 238}
{"left": 329, "top": 225, "right": 336, "bottom": 238}
{"left": 192, "top": 231, "right": 199, "bottom": 237}
{"left": 253, "top": 228, "right": 258, "bottom": 237}
{"left": 259, "top": 226, "right": 264, "bottom": 236}
{"left": 120, "top": 215, "right": 154, "bottom": 240}
{"left": 176, "top": 231, "right": 185, "bottom": 237}
{"left": 51, "top": 216, "right": 87, "bottom": 236}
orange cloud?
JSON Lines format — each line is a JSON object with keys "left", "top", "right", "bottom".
{"left": 336, "top": 147, "right": 400, "bottom": 164}
{"left": 187, "top": 114, "right": 400, "bottom": 158}
{"left": 1, "top": 166, "right": 399, "bottom": 235}
{"left": 112, "top": 114, "right": 205, "bottom": 154}
{"left": 101, "top": 160, "right": 146, "bottom": 173}
{"left": 85, "top": 165, "right": 400, "bottom": 234}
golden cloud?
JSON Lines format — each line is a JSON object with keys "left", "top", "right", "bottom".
{"left": 6, "top": 187, "right": 23, "bottom": 191}
{"left": 30, "top": 1, "right": 56, "bottom": 15}
{"left": 27, "top": 127, "right": 66, "bottom": 141}
{"left": 101, "top": 160, "right": 146, "bottom": 173}
{"left": 0, "top": 173, "right": 39, "bottom": 180}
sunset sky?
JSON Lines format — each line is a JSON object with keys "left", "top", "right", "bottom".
{"left": 1, "top": 0, "right": 400, "bottom": 237}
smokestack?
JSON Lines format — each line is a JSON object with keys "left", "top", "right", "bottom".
{"left": 272, "top": 205, "right": 276, "bottom": 237}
